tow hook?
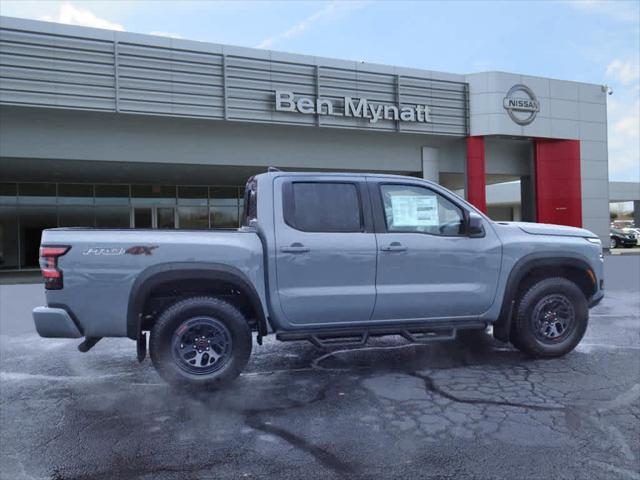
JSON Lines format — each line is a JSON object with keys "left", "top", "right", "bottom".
{"left": 78, "top": 336, "right": 102, "bottom": 352}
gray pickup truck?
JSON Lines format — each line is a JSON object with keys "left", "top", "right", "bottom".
{"left": 33, "top": 171, "right": 604, "bottom": 389}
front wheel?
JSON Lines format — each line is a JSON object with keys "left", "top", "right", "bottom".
{"left": 149, "top": 296, "right": 252, "bottom": 389}
{"left": 610, "top": 237, "right": 619, "bottom": 249}
{"left": 511, "top": 277, "right": 588, "bottom": 358}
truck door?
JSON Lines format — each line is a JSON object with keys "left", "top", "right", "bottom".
{"left": 273, "top": 176, "right": 377, "bottom": 326}
{"left": 369, "top": 179, "right": 502, "bottom": 321}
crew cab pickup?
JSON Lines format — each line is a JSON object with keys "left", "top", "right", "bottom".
{"left": 33, "top": 172, "right": 604, "bottom": 388}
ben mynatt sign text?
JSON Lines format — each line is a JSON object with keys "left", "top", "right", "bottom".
{"left": 274, "top": 90, "right": 431, "bottom": 124}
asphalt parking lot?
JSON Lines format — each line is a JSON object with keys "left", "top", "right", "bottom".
{"left": 1, "top": 255, "right": 639, "bottom": 480}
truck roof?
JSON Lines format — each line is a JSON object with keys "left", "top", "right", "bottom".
{"left": 255, "top": 170, "right": 439, "bottom": 186}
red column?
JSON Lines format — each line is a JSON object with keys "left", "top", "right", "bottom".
{"left": 534, "top": 139, "right": 582, "bottom": 227}
{"left": 466, "top": 136, "right": 487, "bottom": 213}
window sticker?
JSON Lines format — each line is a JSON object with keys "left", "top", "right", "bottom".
{"left": 390, "top": 195, "right": 438, "bottom": 227}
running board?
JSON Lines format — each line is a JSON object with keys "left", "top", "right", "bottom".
{"left": 276, "top": 321, "right": 486, "bottom": 349}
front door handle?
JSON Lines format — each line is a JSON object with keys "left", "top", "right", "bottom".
{"left": 280, "top": 242, "right": 310, "bottom": 254}
{"left": 379, "top": 242, "right": 407, "bottom": 252}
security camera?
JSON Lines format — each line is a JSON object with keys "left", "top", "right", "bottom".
{"left": 601, "top": 85, "right": 613, "bottom": 95}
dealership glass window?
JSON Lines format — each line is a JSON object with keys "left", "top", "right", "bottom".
{"left": 18, "top": 183, "right": 56, "bottom": 204}
{"left": 210, "top": 187, "right": 239, "bottom": 228}
{"left": 284, "top": 182, "right": 362, "bottom": 232}
{"left": 132, "top": 185, "right": 176, "bottom": 206}
{"left": 134, "top": 207, "right": 153, "bottom": 228}
{"left": 58, "top": 206, "right": 95, "bottom": 228}
{"left": 0, "top": 182, "right": 248, "bottom": 271}
{"left": 95, "top": 206, "right": 130, "bottom": 228}
{"left": 178, "top": 206, "right": 209, "bottom": 229}
{"left": 58, "top": 184, "right": 94, "bottom": 205}
{"left": 0, "top": 184, "right": 18, "bottom": 205}
{"left": 0, "top": 206, "right": 19, "bottom": 269}
{"left": 178, "top": 186, "right": 208, "bottom": 206}
{"left": 18, "top": 206, "right": 58, "bottom": 268}
{"left": 95, "top": 185, "right": 130, "bottom": 205}
{"left": 156, "top": 207, "right": 176, "bottom": 229}
{"left": 210, "top": 206, "right": 239, "bottom": 228}
{"left": 380, "top": 184, "right": 464, "bottom": 236}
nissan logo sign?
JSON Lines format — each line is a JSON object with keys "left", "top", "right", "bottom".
{"left": 503, "top": 84, "right": 539, "bottom": 125}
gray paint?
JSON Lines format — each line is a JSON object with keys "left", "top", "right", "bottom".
{"left": 484, "top": 138, "right": 531, "bottom": 177}
{"left": 40, "top": 228, "right": 265, "bottom": 337}
{"left": 421, "top": 147, "right": 440, "bottom": 182}
{"left": 272, "top": 175, "right": 377, "bottom": 326}
{"left": 32, "top": 306, "right": 82, "bottom": 338}
{"left": 609, "top": 182, "right": 640, "bottom": 202}
{"left": 35, "top": 171, "right": 604, "bottom": 339}
{"left": 0, "top": 16, "right": 468, "bottom": 136}
{"left": 0, "top": 106, "right": 456, "bottom": 174}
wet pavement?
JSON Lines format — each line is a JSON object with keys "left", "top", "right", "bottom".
{"left": 0, "top": 256, "right": 639, "bottom": 479}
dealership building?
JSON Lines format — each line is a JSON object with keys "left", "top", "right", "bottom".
{"left": 0, "top": 16, "right": 613, "bottom": 271}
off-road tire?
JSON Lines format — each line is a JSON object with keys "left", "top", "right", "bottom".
{"left": 149, "top": 296, "right": 252, "bottom": 389}
{"left": 511, "top": 277, "right": 588, "bottom": 358}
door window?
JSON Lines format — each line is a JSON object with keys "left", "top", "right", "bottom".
{"left": 284, "top": 182, "right": 362, "bottom": 233}
{"left": 380, "top": 184, "right": 464, "bottom": 236}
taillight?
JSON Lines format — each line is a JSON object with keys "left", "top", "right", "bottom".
{"left": 39, "top": 246, "right": 70, "bottom": 290}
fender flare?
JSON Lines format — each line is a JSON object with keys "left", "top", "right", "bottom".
{"left": 493, "top": 253, "right": 594, "bottom": 342}
{"left": 126, "top": 262, "right": 268, "bottom": 340}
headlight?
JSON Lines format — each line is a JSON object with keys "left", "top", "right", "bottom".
{"left": 586, "top": 237, "right": 601, "bottom": 245}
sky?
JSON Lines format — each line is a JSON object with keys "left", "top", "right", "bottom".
{"left": 1, "top": 0, "right": 638, "bottom": 182}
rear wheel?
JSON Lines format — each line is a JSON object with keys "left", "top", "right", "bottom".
{"left": 149, "top": 296, "right": 252, "bottom": 389}
{"left": 610, "top": 237, "right": 619, "bottom": 249}
{"left": 511, "top": 277, "right": 588, "bottom": 358}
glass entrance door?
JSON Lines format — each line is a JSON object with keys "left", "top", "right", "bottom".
{"left": 132, "top": 207, "right": 175, "bottom": 229}
{"left": 156, "top": 207, "right": 175, "bottom": 229}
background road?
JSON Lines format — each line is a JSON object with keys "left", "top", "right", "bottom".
{"left": 1, "top": 255, "right": 639, "bottom": 480}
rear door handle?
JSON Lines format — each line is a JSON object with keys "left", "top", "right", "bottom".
{"left": 379, "top": 242, "right": 407, "bottom": 252}
{"left": 280, "top": 242, "right": 310, "bottom": 254}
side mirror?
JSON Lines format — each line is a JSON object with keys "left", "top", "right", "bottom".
{"left": 467, "top": 212, "right": 485, "bottom": 238}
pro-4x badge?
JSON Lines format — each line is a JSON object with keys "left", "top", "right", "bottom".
{"left": 125, "top": 245, "right": 159, "bottom": 256}
{"left": 82, "top": 245, "right": 158, "bottom": 256}
{"left": 82, "top": 247, "right": 125, "bottom": 256}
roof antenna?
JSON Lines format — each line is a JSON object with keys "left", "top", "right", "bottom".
{"left": 267, "top": 166, "right": 282, "bottom": 172}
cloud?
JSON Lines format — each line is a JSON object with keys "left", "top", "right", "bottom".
{"left": 40, "top": 2, "right": 124, "bottom": 31}
{"left": 605, "top": 55, "right": 640, "bottom": 180}
{"left": 606, "top": 59, "right": 640, "bottom": 86}
{"left": 607, "top": 94, "right": 639, "bottom": 181}
{"left": 566, "top": 0, "right": 640, "bottom": 23}
{"left": 150, "top": 31, "right": 183, "bottom": 39}
{"left": 612, "top": 111, "right": 639, "bottom": 139}
{"left": 256, "top": 1, "right": 366, "bottom": 49}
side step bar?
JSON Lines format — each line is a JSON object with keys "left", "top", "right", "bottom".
{"left": 276, "top": 321, "right": 487, "bottom": 349}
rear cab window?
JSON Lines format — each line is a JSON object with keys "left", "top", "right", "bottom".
{"left": 241, "top": 177, "right": 258, "bottom": 226}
